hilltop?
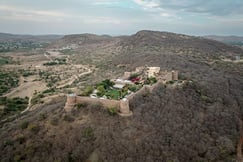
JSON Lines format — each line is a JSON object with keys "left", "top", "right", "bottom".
{"left": 49, "top": 33, "right": 113, "bottom": 48}
{"left": 0, "top": 30, "right": 243, "bottom": 162}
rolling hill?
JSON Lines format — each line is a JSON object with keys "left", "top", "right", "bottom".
{"left": 0, "top": 30, "right": 243, "bottom": 162}
{"left": 0, "top": 33, "right": 63, "bottom": 43}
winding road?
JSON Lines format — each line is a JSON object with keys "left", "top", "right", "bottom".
{"left": 57, "top": 68, "right": 92, "bottom": 89}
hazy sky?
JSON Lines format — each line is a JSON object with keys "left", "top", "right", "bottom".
{"left": 0, "top": 0, "right": 243, "bottom": 36}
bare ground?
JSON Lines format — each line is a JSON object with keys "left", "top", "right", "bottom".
{"left": 5, "top": 80, "right": 47, "bottom": 98}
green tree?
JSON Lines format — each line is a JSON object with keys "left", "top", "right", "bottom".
{"left": 83, "top": 85, "right": 94, "bottom": 96}
{"left": 97, "top": 79, "right": 114, "bottom": 89}
{"left": 97, "top": 85, "right": 105, "bottom": 97}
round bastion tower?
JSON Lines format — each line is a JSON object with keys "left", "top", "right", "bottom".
{"left": 172, "top": 70, "right": 178, "bottom": 80}
{"left": 64, "top": 94, "right": 77, "bottom": 112}
{"left": 119, "top": 98, "right": 133, "bottom": 117}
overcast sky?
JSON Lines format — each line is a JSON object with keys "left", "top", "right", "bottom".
{"left": 0, "top": 0, "right": 243, "bottom": 36}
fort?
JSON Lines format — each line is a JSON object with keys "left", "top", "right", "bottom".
{"left": 64, "top": 94, "right": 133, "bottom": 116}
{"left": 64, "top": 67, "right": 178, "bottom": 117}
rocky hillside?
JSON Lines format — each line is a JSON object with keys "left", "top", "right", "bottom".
{"left": 0, "top": 30, "right": 243, "bottom": 161}
{"left": 115, "top": 30, "right": 242, "bottom": 66}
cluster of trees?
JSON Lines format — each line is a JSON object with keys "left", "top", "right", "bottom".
{"left": 82, "top": 78, "right": 156, "bottom": 100}
{"left": 144, "top": 77, "right": 157, "bottom": 85}
{"left": 38, "top": 70, "right": 61, "bottom": 88}
{"left": 0, "top": 70, "right": 19, "bottom": 96}
{"left": 43, "top": 62, "right": 62, "bottom": 66}
{"left": 16, "top": 69, "right": 36, "bottom": 77}
{"left": 0, "top": 77, "right": 241, "bottom": 161}
{"left": 0, "top": 97, "right": 28, "bottom": 119}
{"left": 0, "top": 57, "right": 12, "bottom": 65}
{"left": 43, "top": 58, "right": 67, "bottom": 66}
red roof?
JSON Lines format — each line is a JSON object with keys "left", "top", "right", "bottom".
{"left": 131, "top": 77, "right": 140, "bottom": 82}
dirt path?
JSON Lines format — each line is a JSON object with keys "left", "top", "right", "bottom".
{"left": 21, "top": 96, "right": 32, "bottom": 114}
{"left": 44, "top": 53, "right": 53, "bottom": 62}
{"left": 3, "top": 76, "right": 24, "bottom": 97}
{"left": 57, "top": 68, "right": 92, "bottom": 88}
{"left": 66, "top": 55, "right": 71, "bottom": 63}
{"left": 4, "top": 50, "right": 93, "bottom": 113}
{"left": 19, "top": 76, "right": 24, "bottom": 85}
{"left": 4, "top": 81, "right": 47, "bottom": 98}
{"left": 45, "top": 50, "right": 94, "bottom": 89}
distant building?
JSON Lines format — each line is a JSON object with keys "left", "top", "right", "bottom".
{"left": 147, "top": 67, "right": 161, "bottom": 78}
{"left": 112, "top": 79, "right": 133, "bottom": 85}
{"left": 122, "top": 66, "right": 178, "bottom": 83}
{"left": 113, "top": 84, "right": 125, "bottom": 89}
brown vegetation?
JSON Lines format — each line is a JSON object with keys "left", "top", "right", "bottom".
{"left": 0, "top": 30, "right": 243, "bottom": 161}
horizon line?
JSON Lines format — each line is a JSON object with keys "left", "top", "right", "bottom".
{"left": 1, "top": 30, "right": 243, "bottom": 37}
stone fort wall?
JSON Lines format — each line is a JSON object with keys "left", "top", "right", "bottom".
{"left": 76, "top": 97, "right": 120, "bottom": 109}
{"left": 127, "top": 80, "right": 166, "bottom": 101}
{"left": 64, "top": 95, "right": 132, "bottom": 116}
{"left": 64, "top": 68, "right": 178, "bottom": 117}
{"left": 64, "top": 81, "right": 164, "bottom": 117}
